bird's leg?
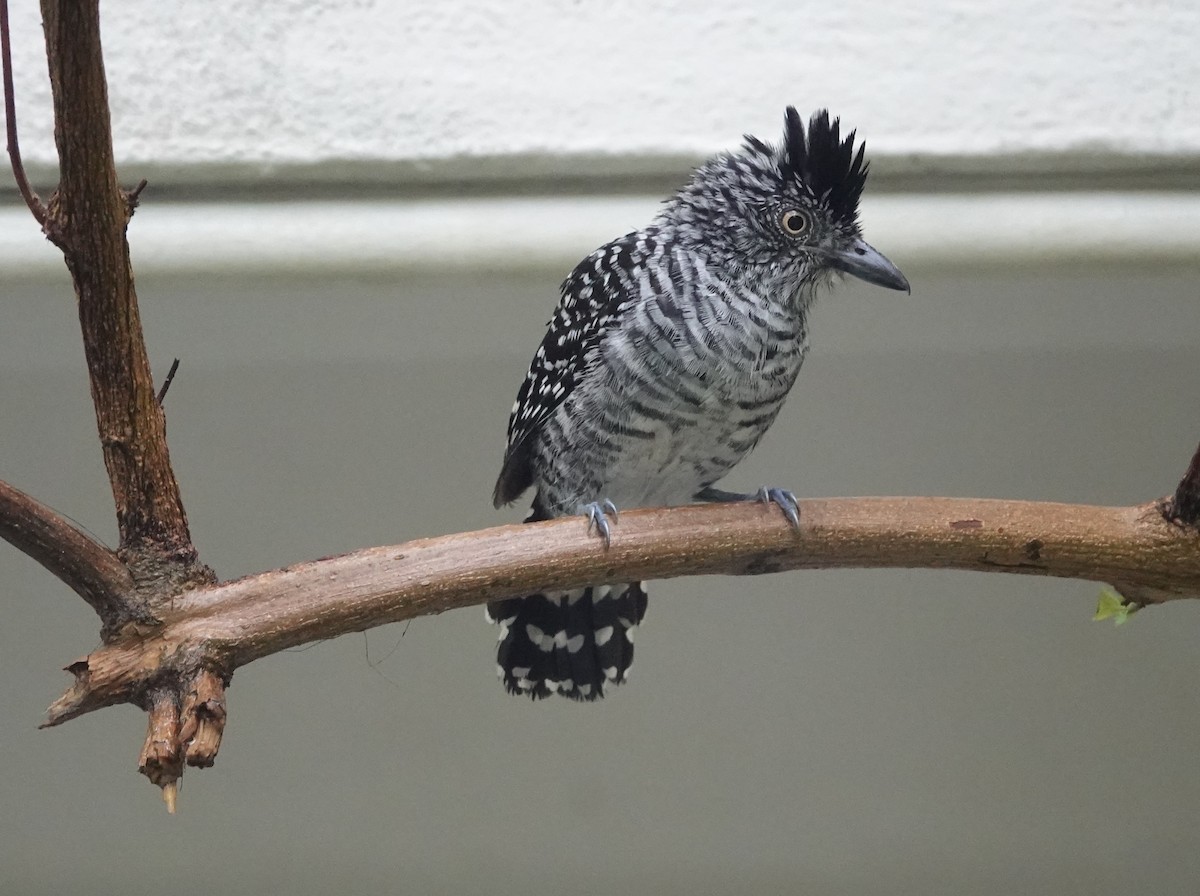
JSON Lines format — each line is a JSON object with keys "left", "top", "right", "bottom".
{"left": 581, "top": 499, "right": 619, "bottom": 548}
{"left": 695, "top": 485, "right": 800, "bottom": 530}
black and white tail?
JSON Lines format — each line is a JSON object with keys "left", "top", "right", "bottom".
{"left": 486, "top": 582, "right": 647, "bottom": 700}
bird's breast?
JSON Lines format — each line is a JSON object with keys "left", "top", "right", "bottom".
{"left": 530, "top": 264, "right": 812, "bottom": 513}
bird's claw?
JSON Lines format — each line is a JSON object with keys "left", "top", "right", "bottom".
{"left": 695, "top": 484, "right": 800, "bottom": 530}
{"left": 583, "top": 499, "right": 619, "bottom": 548}
{"left": 757, "top": 486, "right": 800, "bottom": 530}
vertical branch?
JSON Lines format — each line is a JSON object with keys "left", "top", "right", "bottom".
{"left": 38, "top": 0, "right": 196, "bottom": 565}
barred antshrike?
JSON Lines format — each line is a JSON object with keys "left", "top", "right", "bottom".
{"left": 488, "top": 107, "right": 909, "bottom": 700}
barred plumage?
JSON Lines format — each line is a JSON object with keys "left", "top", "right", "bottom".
{"left": 489, "top": 107, "right": 909, "bottom": 701}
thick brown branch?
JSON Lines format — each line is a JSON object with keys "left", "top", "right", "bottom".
{"left": 39, "top": 0, "right": 195, "bottom": 562}
{"left": 0, "top": 0, "right": 47, "bottom": 223}
{"left": 0, "top": 479, "right": 139, "bottom": 633}
{"left": 43, "top": 496, "right": 1200, "bottom": 727}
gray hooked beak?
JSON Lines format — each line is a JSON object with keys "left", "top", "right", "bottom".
{"left": 829, "top": 238, "right": 910, "bottom": 293}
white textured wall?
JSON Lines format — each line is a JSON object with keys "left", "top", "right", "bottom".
{"left": 7, "top": 0, "right": 1200, "bottom": 170}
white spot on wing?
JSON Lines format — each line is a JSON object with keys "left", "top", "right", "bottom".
{"left": 526, "top": 624, "right": 552, "bottom": 652}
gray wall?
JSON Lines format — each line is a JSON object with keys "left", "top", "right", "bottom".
{"left": 3, "top": 253, "right": 1198, "bottom": 893}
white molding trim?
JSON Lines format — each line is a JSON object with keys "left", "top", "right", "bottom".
{"left": 3, "top": 192, "right": 1199, "bottom": 279}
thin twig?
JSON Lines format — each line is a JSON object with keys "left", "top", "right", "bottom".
{"left": 156, "top": 358, "right": 180, "bottom": 405}
{"left": 0, "top": 0, "right": 47, "bottom": 224}
{"left": 125, "top": 176, "right": 147, "bottom": 216}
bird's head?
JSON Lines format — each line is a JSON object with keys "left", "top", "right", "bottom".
{"left": 660, "top": 106, "right": 909, "bottom": 297}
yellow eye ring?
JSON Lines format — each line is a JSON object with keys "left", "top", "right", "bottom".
{"left": 780, "top": 209, "right": 811, "bottom": 237}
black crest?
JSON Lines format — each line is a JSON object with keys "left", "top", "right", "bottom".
{"left": 778, "top": 107, "right": 869, "bottom": 228}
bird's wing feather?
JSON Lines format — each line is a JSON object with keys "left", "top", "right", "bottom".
{"left": 492, "top": 231, "right": 654, "bottom": 507}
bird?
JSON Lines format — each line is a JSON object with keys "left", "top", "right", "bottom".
{"left": 487, "top": 107, "right": 909, "bottom": 701}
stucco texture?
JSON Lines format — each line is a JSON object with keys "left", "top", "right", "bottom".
{"left": 6, "top": 0, "right": 1199, "bottom": 169}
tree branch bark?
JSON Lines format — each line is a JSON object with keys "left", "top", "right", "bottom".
{"left": 38, "top": 0, "right": 203, "bottom": 576}
{"left": 0, "top": 480, "right": 137, "bottom": 634}
{"left": 41, "top": 496, "right": 1200, "bottom": 730}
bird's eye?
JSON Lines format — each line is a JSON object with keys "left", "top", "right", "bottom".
{"left": 780, "top": 209, "right": 812, "bottom": 237}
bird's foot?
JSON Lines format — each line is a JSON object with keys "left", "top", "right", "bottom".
{"left": 582, "top": 499, "right": 619, "bottom": 548}
{"left": 696, "top": 485, "right": 800, "bottom": 530}
{"left": 756, "top": 486, "right": 800, "bottom": 530}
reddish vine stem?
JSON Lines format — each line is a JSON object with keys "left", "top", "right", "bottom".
{"left": 0, "top": 0, "right": 47, "bottom": 223}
